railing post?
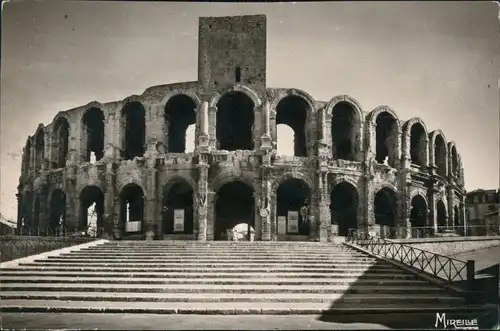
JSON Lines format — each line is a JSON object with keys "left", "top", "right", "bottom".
{"left": 493, "top": 263, "right": 499, "bottom": 304}
{"left": 466, "top": 259, "right": 476, "bottom": 293}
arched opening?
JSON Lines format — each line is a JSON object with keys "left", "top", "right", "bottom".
{"left": 82, "top": 107, "right": 105, "bottom": 162}
{"left": 437, "top": 200, "right": 447, "bottom": 228}
{"left": 434, "top": 134, "right": 447, "bottom": 177}
{"left": 120, "top": 183, "right": 145, "bottom": 234}
{"left": 214, "top": 181, "right": 254, "bottom": 240}
{"left": 216, "top": 92, "right": 255, "bottom": 151}
{"left": 276, "top": 96, "right": 308, "bottom": 157}
{"left": 331, "top": 102, "right": 358, "bottom": 160}
{"left": 24, "top": 140, "right": 32, "bottom": 174}
{"left": 276, "top": 124, "right": 295, "bottom": 156}
{"left": 49, "top": 189, "right": 66, "bottom": 236}
{"left": 34, "top": 129, "right": 45, "bottom": 171}
{"left": 121, "top": 102, "right": 146, "bottom": 160}
{"left": 410, "top": 122, "right": 426, "bottom": 167}
{"left": 79, "top": 186, "right": 104, "bottom": 236}
{"left": 451, "top": 146, "right": 459, "bottom": 177}
{"left": 453, "top": 205, "right": 460, "bottom": 227}
{"left": 53, "top": 117, "right": 70, "bottom": 168}
{"left": 33, "top": 195, "right": 41, "bottom": 235}
{"left": 410, "top": 195, "right": 427, "bottom": 237}
{"left": 165, "top": 95, "right": 197, "bottom": 153}
{"left": 277, "top": 178, "right": 311, "bottom": 236}
{"left": 374, "top": 188, "right": 397, "bottom": 233}
{"left": 162, "top": 179, "right": 194, "bottom": 235}
{"left": 375, "top": 112, "right": 398, "bottom": 167}
{"left": 330, "top": 182, "right": 358, "bottom": 236}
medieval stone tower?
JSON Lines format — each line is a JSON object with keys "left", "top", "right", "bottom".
{"left": 17, "top": 14, "right": 466, "bottom": 241}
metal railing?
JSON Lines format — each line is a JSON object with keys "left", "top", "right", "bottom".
{"left": 0, "top": 235, "right": 95, "bottom": 263}
{"left": 346, "top": 228, "right": 500, "bottom": 304}
{"left": 346, "top": 228, "right": 472, "bottom": 284}
{"left": 372, "top": 225, "right": 500, "bottom": 240}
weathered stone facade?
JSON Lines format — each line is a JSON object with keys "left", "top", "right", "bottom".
{"left": 16, "top": 14, "right": 466, "bottom": 241}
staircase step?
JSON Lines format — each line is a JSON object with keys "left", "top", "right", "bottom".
{"left": 0, "top": 271, "right": 418, "bottom": 279}
{"left": 37, "top": 257, "right": 378, "bottom": 263}
{"left": 0, "top": 292, "right": 463, "bottom": 304}
{"left": 0, "top": 283, "right": 447, "bottom": 294}
{"left": 0, "top": 299, "right": 485, "bottom": 315}
{"left": 18, "top": 262, "right": 389, "bottom": 269}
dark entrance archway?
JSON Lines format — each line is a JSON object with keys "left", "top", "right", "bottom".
{"left": 216, "top": 92, "right": 255, "bottom": 151}
{"left": 214, "top": 181, "right": 255, "bottom": 240}
{"left": 79, "top": 186, "right": 105, "bottom": 235}
{"left": 162, "top": 178, "right": 194, "bottom": 235}
{"left": 410, "top": 194, "right": 428, "bottom": 237}
{"left": 119, "top": 183, "right": 145, "bottom": 235}
{"left": 276, "top": 178, "right": 311, "bottom": 236}
{"left": 330, "top": 182, "right": 358, "bottom": 236}
{"left": 437, "top": 200, "right": 447, "bottom": 228}
{"left": 49, "top": 189, "right": 66, "bottom": 236}
{"left": 374, "top": 188, "right": 397, "bottom": 237}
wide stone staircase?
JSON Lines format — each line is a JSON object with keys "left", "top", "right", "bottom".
{"left": 0, "top": 240, "right": 489, "bottom": 315}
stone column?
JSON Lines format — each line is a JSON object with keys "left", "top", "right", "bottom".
{"left": 208, "top": 106, "right": 217, "bottom": 150}
{"left": 198, "top": 101, "right": 210, "bottom": 153}
{"left": 196, "top": 163, "right": 209, "bottom": 241}
{"left": 260, "top": 101, "right": 272, "bottom": 151}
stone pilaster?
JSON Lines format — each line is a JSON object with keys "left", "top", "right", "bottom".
{"left": 104, "top": 110, "right": 120, "bottom": 160}
{"left": 104, "top": 162, "right": 117, "bottom": 237}
{"left": 144, "top": 167, "right": 158, "bottom": 240}
{"left": 259, "top": 165, "right": 272, "bottom": 241}
{"left": 196, "top": 163, "right": 209, "bottom": 241}
{"left": 317, "top": 170, "right": 330, "bottom": 242}
{"left": 427, "top": 185, "right": 437, "bottom": 230}
{"left": 447, "top": 187, "right": 454, "bottom": 228}
{"left": 206, "top": 191, "right": 216, "bottom": 240}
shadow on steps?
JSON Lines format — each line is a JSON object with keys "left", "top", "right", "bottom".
{"left": 317, "top": 246, "right": 500, "bottom": 330}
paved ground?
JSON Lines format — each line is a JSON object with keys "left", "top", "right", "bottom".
{"left": 450, "top": 245, "right": 500, "bottom": 272}
{"left": 1, "top": 313, "right": 391, "bottom": 330}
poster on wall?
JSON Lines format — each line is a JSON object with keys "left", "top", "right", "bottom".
{"left": 287, "top": 211, "right": 299, "bottom": 234}
{"left": 277, "top": 216, "right": 287, "bottom": 235}
{"left": 174, "top": 209, "right": 185, "bottom": 232}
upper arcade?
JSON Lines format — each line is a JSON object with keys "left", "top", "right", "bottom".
{"left": 19, "top": 14, "right": 465, "bottom": 188}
